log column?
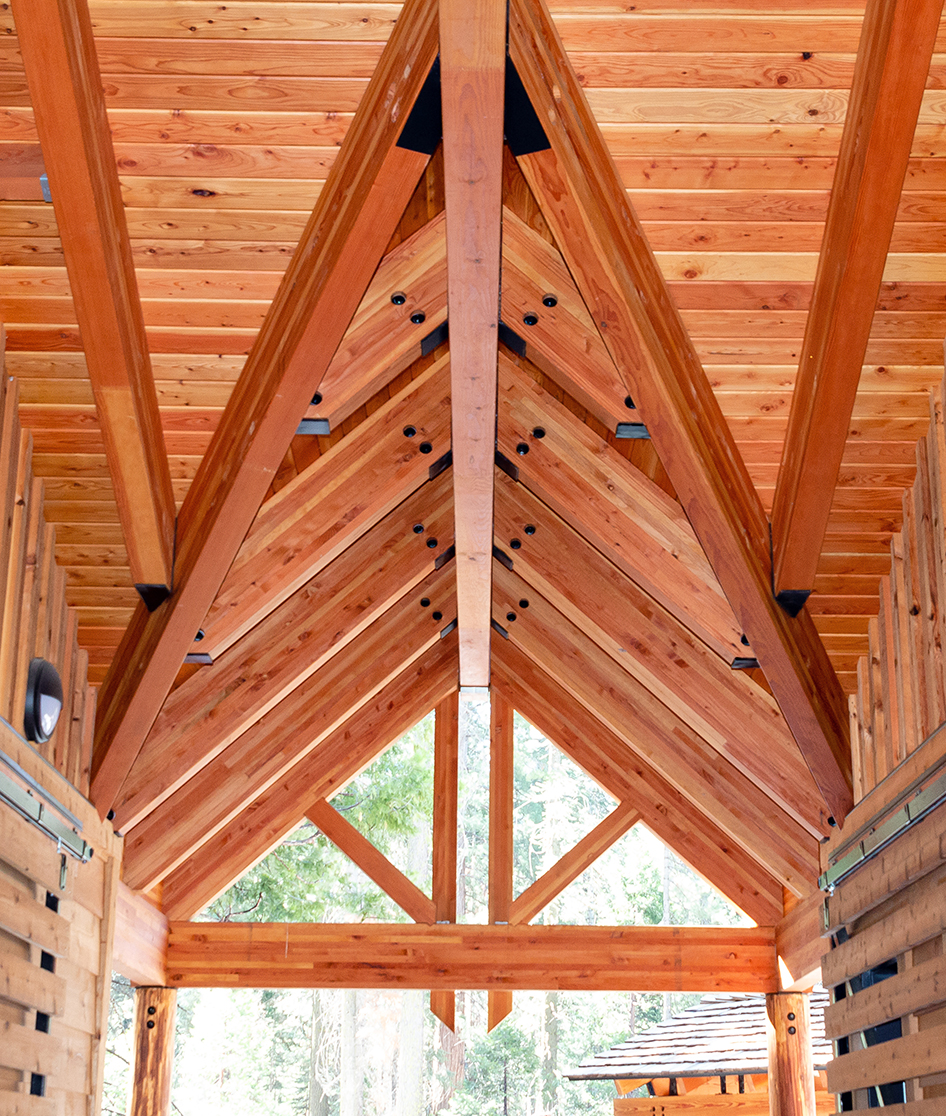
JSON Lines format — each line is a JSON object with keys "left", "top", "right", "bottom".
{"left": 129, "top": 986, "right": 177, "bottom": 1116}
{"left": 766, "top": 991, "right": 815, "bottom": 1116}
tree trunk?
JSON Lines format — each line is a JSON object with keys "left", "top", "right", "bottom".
{"left": 340, "top": 989, "right": 363, "bottom": 1116}
{"left": 308, "top": 989, "right": 330, "bottom": 1116}
{"left": 397, "top": 990, "right": 425, "bottom": 1116}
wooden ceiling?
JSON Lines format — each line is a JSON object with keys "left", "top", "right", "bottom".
{"left": 0, "top": 0, "right": 943, "bottom": 915}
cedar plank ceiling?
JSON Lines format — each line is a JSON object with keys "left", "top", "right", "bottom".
{"left": 1, "top": 0, "right": 945, "bottom": 899}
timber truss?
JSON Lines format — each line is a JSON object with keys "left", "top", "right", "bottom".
{"left": 6, "top": 0, "right": 944, "bottom": 1007}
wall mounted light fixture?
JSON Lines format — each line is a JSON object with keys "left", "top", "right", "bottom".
{"left": 23, "top": 658, "right": 63, "bottom": 744}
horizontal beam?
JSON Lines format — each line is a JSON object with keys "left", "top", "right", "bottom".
{"left": 166, "top": 922, "right": 778, "bottom": 992}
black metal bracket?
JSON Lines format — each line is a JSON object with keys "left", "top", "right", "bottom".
{"left": 498, "top": 320, "right": 527, "bottom": 358}
{"left": 492, "top": 545, "right": 514, "bottom": 570}
{"left": 421, "top": 319, "right": 449, "bottom": 356}
{"left": 439, "top": 617, "right": 458, "bottom": 639}
{"left": 135, "top": 583, "right": 171, "bottom": 611}
{"left": 615, "top": 422, "right": 651, "bottom": 440}
{"left": 434, "top": 543, "right": 456, "bottom": 571}
{"left": 397, "top": 57, "right": 443, "bottom": 155}
{"left": 296, "top": 418, "right": 330, "bottom": 436}
{"left": 429, "top": 448, "right": 452, "bottom": 481}
{"left": 504, "top": 60, "right": 551, "bottom": 156}
{"left": 731, "top": 656, "right": 761, "bottom": 671}
{"left": 490, "top": 618, "right": 509, "bottom": 640}
{"left": 775, "top": 589, "right": 811, "bottom": 618}
{"left": 495, "top": 449, "right": 520, "bottom": 481}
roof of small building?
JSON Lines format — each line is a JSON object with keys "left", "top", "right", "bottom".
{"left": 566, "top": 992, "right": 832, "bottom": 1081}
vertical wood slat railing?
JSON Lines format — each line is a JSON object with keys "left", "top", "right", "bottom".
{"left": 848, "top": 375, "right": 946, "bottom": 803}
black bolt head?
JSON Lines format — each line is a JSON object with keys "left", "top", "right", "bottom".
{"left": 426, "top": 537, "right": 438, "bottom": 549}
{"left": 432, "top": 611, "right": 443, "bottom": 622}
{"left": 624, "top": 395, "right": 636, "bottom": 410}
{"left": 420, "top": 597, "right": 430, "bottom": 607}
{"left": 403, "top": 425, "right": 417, "bottom": 438}
{"left": 510, "top": 538, "right": 521, "bottom": 550}
{"left": 194, "top": 629, "right": 205, "bottom": 642}
{"left": 532, "top": 427, "right": 545, "bottom": 439}
{"left": 506, "top": 612, "right": 517, "bottom": 622}
{"left": 311, "top": 391, "right": 323, "bottom": 406}
{"left": 516, "top": 442, "right": 529, "bottom": 456}
{"left": 519, "top": 599, "right": 529, "bottom": 609}
{"left": 419, "top": 442, "right": 433, "bottom": 454}
{"left": 523, "top": 312, "right": 539, "bottom": 327}
{"left": 524, "top": 524, "right": 536, "bottom": 536}
{"left": 542, "top": 294, "right": 558, "bottom": 308}
{"left": 413, "top": 524, "right": 424, "bottom": 534}
{"left": 391, "top": 292, "right": 407, "bottom": 305}
{"left": 410, "top": 311, "right": 426, "bottom": 325}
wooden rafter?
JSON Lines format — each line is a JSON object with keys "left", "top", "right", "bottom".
{"left": 771, "top": 0, "right": 945, "bottom": 595}
{"left": 431, "top": 693, "right": 459, "bottom": 1030}
{"left": 307, "top": 798, "right": 437, "bottom": 924}
{"left": 166, "top": 922, "right": 779, "bottom": 993}
{"left": 159, "top": 634, "right": 458, "bottom": 921}
{"left": 114, "top": 469, "right": 455, "bottom": 831}
{"left": 508, "top": 801, "right": 640, "bottom": 926}
{"left": 507, "top": 0, "right": 853, "bottom": 822}
{"left": 492, "top": 641, "right": 784, "bottom": 926}
{"left": 494, "top": 469, "right": 828, "bottom": 838}
{"left": 89, "top": 0, "right": 441, "bottom": 815}
{"left": 442, "top": 0, "right": 506, "bottom": 687}
{"left": 492, "top": 562, "right": 820, "bottom": 893}
{"left": 12, "top": 0, "right": 176, "bottom": 591}
{"left": 121, "top": 560, "right": 459, "bottom": 887}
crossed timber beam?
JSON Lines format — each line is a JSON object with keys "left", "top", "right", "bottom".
{"left": 13, "top": 0, "right": 176, "bottom": 591}
{"left": 166, "top": 923, "right": 779, "bottom": 993}
{"left": 507, "top": 0, "right": 853, "bottom": 821}
{"left": 772, "top": 0, "right": 945, "bottom": 596}
{"left": 89, "top": 0, "right": 440, "bottom": 815}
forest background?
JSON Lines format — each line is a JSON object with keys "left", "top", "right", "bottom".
{"left": 105, "top": 700, "right": 749, "bottom": 1115}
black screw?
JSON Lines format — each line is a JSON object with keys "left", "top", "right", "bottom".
{"left": 741, "top": 634, "right": 750, "bottom": 646}
{"left": 802, "top": 51, "right": 812, "bottom": 60}
{"left": 420, "top": 598, "right": 430, "bottom": 607}
{"left": 516, "top": 442, "right": 529, "bottom": 455}
{"left": 787, "top": 1013, "right": 796, "bottom": 1021}
{"left": 523, "top": 312, "right": 539, "bottom": 327}
{"left": 419, "top": 442, "right": 432, "bottom": 454}
{"left": 510, "top": 538, "right": 521, "bottom": 550}
{"left": 147, "top": 1006, "right": 157, "bottom": 1016}
{"left": 532, "top": 427, "right": 545, "bottom": 439}
{"left": 403, "top": 425, "right": 416, "bottom": 438}
{"left": 391, "top": 292, "right": 406, "bottom": 305}
{"left": 107, "top": 809, "right": 115, "bottom": 821}
{"left": 624, "top": 395, "right": 636, "bottom": 410}
{"left": 506, "top": 612, "right": 517, "bottom": 622}
{"left": 788, "top": 1026, "right": 796, "bottom": 1035}
{"left": 411, "top": 311, "right": 426, "bottom": 325}
{"left": 519, "top": 599, "right": 529, "bottom": 609}
{"left": 542, "top": 294, "right": 557, "bottom": 308}
{"left": 147, "top": 1021, "right": 155, "bottom": 1030}
{"left": 524, "top": 524, "right": 536, "bottom": 536}
{"left": 828, "top": 816, "right": 837, "bottom": 827}
{"left": 426, "top": 538, "right": 438, "bottom": 549}
{"left": 432, "top": 611, "right": 443, "bottom": 621}
{"left": 413, "top": 524, "right": 424, "bottom": 534}
{"left": 195, "top": 629, "right": 205, "bottom": 642}
{"left": 311, "top": 392, "right": 322, "bottom": 406}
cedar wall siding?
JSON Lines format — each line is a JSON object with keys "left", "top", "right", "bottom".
{"left": 822, "top": 375, "right": 946, "bottom": 1108}
{"left": 0, "top": 363, "right": 121, "bottom": 1112}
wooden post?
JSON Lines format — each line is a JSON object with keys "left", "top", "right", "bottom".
{"left": 766, "top": 991, "right": 815, "bottom": 1116}
{"left": 129, "top": 986, "right": 178, "bottom": 1116}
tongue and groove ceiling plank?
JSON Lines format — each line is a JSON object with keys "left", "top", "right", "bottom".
{"left": 492, "top": 560, "right": 821, "bottom": 895}
{"left": 121, "top": 559, "right": 459, "bottom": 891}
{"left": 11, "top": 0, "right": 176, "bottom": 591}
{"left": 507, "top": 0, "right": 853, "bottom": 822}
{"left": 490, "top": 643, "right": 784, "bottom": 926}
{"left": 442, "top": 0, "right": 506, "bottom": 687}
{"left": 114, "top": 469, "right": 456, "bottom": 834}
{"left": 772, "top": 0, "right": 945, "bottom": 597}
{"left": 159, "top": 633, "right": 460, "bottom": 923}
{"left": 88, "top": 0, "right": 440, "bottom": 815}
{"left": 493, "top": 470, "right": 829, "bottom": 839}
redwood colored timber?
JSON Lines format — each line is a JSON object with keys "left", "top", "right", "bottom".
{"left": 431, "top": 693, "right": 459, "bottom": 1030}
{"left": 89, "top": 0, "right": 439, "bottom": 816}
{"left": 166, "top": 922, "right": 779, "bottom": 993}
{"left": 128, "top": 987, "right": 177, "bottom": 1116}
{"left": 160, "top": 634, "right": 458, "bottom": 921}
{"left": 307, "top": 798, "right": 437, "bottom": 924}
{"left": 508, "top": 0, "right": 852, "bottom": 822}
{"left": 772, "top": 0, "right": 945, "bottom": 596}
{"left": 492, "top": 640, "right": 784, "bottom": 926}
{"left": 509, "top": 801, "right": 641, "bottom": 926}
{"left": 12, "top": 0, "right": 175, "bottom": 590}
{"left": 442, "top": 0, "right": 505, "bottom": 687}
{"left": 766, "top": 992, "right": 816, "bottom": 1116}
{"left": 488, "top": 689, "right": 515, "bottom": 1030}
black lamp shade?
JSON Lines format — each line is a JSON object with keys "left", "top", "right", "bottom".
{"left": 24, "top": 658, "right": 63, "bottom": 744}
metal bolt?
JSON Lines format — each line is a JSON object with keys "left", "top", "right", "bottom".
{"left": 410, "top": 311, "right": 426, "bottom": 325}
{"left": 523, "top": 312, "right": 538, "bottom": 327}
{"left": 311, "top": 392, "right": 323, "bottom": 406}
{"left": 524, "top": 524, "right": 536, "bottom": 536}
{"left": 403, "top": 425, "right": 416, "bottom": 438}
{"left": 516, "top": 442, "right": 529, "bottom": 456}
{"left": 391, "top": 292, "right": 406, "bottom": 305}
{"left": 542, "top": 294, "right": 557, "bottom": 308}
{"left": 419, "top": 442, "right": 433, "bottom": 454}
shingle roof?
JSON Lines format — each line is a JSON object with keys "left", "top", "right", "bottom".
{"left": 566, "top": 991, "right": 832, "bottom": 1081}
